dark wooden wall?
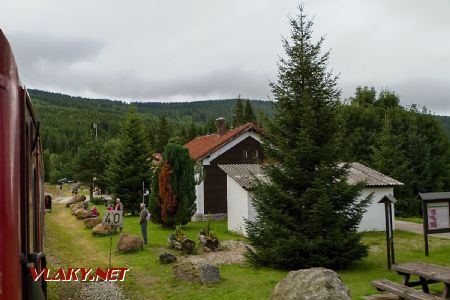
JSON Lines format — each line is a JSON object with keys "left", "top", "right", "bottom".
{"left": 203, "top": 136, "right": 264, "bottom": 214}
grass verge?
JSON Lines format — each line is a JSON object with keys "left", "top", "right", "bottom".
{"left": 45, "top": 198, "right": 450, "bottom": 299}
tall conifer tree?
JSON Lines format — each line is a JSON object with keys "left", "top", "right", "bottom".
{"left": 106, "top": 107, "right": 150, "bottom": 212}
{"left": 149, "top": 143, "right": 196, "bottom": 227}
{"left": 243, "top": 100, "right": 257, "bottom": 123}
{"left": 232, "top": 97, "right": 244, "bottom": 127}
{"left": 245, "top": 7, "right": 370, "bottom": 270}
{"left": 156, "top": 116, "right": 170, "bottom": 152}
{"left": 73, "top": 139, "right": 106, "bottom": 200}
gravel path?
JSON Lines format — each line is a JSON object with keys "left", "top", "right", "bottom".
{"left": 395, "top": 220, "right": 450, "bottom": 239}
{"left": 76, "top": 282, "right": 126, "bottom": 300}
{"left": 182, "top": 240, "right": 248, "bottom": 265}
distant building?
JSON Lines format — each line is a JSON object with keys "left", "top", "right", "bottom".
{"left": 184, "top": 118, "right": 265, "bottom": 220}
{"left": 219, "top": 163, "right": 403, "bottom": 235}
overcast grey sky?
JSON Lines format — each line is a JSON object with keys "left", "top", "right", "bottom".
{"left": 2, "top": 0, "right": 450, "bottom": 114}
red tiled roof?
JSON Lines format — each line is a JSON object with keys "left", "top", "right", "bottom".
{"left": 184, "top": 123, "right": 264, "bottom": 161}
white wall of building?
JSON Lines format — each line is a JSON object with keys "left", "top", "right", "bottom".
{"left": 226, "top": 176, "right": 395, "bottom": 234}
{"left": 226, "top": 176, "right": 249, "bottom": 235}
{"left": 358, "top": 186, "right": 395, "bottom": 232}
{"left": 195, "top": 175, "right": 204, "bottom": 214}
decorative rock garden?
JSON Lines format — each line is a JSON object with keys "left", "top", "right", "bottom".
{"left": 172, "top": 260, "right": 221, "bottom": 284}
{"left": 167, "top": 226, "right": 196, "bottom": 254}
{"left": 159, "top": 253, "right": 177, "bottom": 264}
{"left": 199, "top": 217, "right": 220, "bottom": 252}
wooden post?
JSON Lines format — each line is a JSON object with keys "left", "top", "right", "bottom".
{"left": 379, "top": 194, "right": 396, "bottom": 270}
{"left": 422, "top": 200, "right": 429, "bottom": 257}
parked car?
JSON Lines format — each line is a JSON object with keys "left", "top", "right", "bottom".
{"left": 57, "top": 178, "right": 67, "bottom": 185}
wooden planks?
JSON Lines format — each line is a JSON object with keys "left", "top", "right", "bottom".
{"left": 393, "top": 263, "right": 450, "bottom": 285}
{"left": 371, "top": 280, "right": 443, "bottom": 300}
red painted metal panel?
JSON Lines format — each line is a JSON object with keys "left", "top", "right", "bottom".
{"left": 0, "top": 29, "right": 23, "bottom": 300}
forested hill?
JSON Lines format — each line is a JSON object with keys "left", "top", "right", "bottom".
{"left": 436, "top": 115, "right": 450, "bottom": 138}
{"left": 29, "top": 89, "right": 273, "bottom": 123}
{"left": 29, "top": 89, "right": 273, "bottom": 154}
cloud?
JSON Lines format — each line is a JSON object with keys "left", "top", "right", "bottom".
{"left": 1, "top": 0, "right": 450, "bottom": 114}
{"left": 9, "top": 31, "right": 105, "bottom": 68}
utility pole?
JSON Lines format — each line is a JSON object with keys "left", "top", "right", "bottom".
{"left": 93, "top": 123, "right": 98, "bottom": 140}
{"left": 142, "top": 181, "right": 145, "bottom": 204}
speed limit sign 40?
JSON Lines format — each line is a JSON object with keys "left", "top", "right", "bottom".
{"left": 102, "top": 210, "right": 123, "bottom": 226}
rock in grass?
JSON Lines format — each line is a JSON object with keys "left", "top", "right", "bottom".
{"left": 172, "top": 261, "right": 221, "bottom": 284}
{"left": 74, "top": 209, "right": 93, "bottom": 219}
{"left": 65, "top": 195, "right": 86, "bottom": 207}
{"left": 117, "top": 233, "right": 143, "bottom": 253}
{"left": 159, "top": 253, "right": 177, "bottom": 264}
{"left": 270, "top": 267, "right": 351, "bottom": 300}
{"left": 71, "top": 203, "right": 84, "bottom": 215}
{"left": 92, "top": 224, "right": 117, "bottom": 236}
{"left": 84, "top": 217, "right": 101, "bottom": 229}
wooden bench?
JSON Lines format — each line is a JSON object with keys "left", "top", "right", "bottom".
{"left": 392, "top": 263, "right": 450, "bottom": 298}
{"left": 371, "top": 279, "right": 443, "bottom": 300}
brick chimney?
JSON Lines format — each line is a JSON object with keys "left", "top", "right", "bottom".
{"left": 216, "top": 117, "right": 226, "bottom": 136}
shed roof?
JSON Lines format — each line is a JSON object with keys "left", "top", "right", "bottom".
{"left": 346, "top": 162, "right": 404, "bottom": 187}
{"left": 184, "top": 123, "right": 265, "bottom": 161}
{"left": 218, "top": 164, "right": 267, "bottom": 190}
{"left": 219, "top": 162, "right": 403, "bottom": 191}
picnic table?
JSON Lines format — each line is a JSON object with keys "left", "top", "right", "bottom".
{"left": 372, "top": 262, "right": 450, "bottom": 300}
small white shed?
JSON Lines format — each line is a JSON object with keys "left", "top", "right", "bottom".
{"left": 219, "top": 163, "right": 403, "bottom": 236}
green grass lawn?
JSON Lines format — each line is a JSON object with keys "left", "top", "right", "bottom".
{"left": 45, "top": 199, "right": 450, "bottom": 299}
{"left": 396, "top": 216, "right": 423, "bottom": 224}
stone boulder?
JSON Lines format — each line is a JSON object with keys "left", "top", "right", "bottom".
{"left": 168, "top": 234, "right": 196, "bottom": 254}
{"left": 65, "top": 195, "right": 86, "bottom": 207}
{"left": 71, "top": 203, "right": 84, "bottom": 215}
{"left": 159, "top": 253, "right": 177, "bottom": 264}
{"left": 84, "top": 217, "right": 102, "bottom": 229}
{"left": 199, "top": 234, "right": 219, "bottom": 252}
{"left": 270, "top": 267, "right": 351, "bottom": 300}
{"left": 92, "top": 224, "right": 117, "bottom": 236}
{"left": 75, "top": 209, "right": 92, "bottom": 219}
{"left": 172, "top": 261, "right": 221, "bottom": 284}
{"left": 117, "top": 233, "right": 144, "bottom": 253}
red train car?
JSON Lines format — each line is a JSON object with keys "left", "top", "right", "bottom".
{"left": 0, "top": 30, "right": 47, "bottom": 299}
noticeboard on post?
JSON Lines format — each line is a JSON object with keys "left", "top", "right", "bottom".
{"left": 102, "top": 210, "right": 123, "bottom": 226}
{"left": 418, "top": 192, "right": 450, "bottom": 256}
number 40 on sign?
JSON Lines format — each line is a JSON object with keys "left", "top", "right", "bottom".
{"left": 102, "top": 210, "right": 123, "bottom": 226}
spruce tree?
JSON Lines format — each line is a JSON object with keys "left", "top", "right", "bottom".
{"left": 232, "top": 97, "right": 244, "bottom": 127}
{"left": 149, "top": 143, "right": 196, "bottom": 227}
{"left": 156, "top": 115, "right": 170, "bottom": 152}
{"left": 243, "top": 100, "right": 257, "bottom": 123}
{"left": 245, "top": 7, "right": 370, "bottom": 270}
{"left": 106, "top": 107, "right": 150, "bottom": 213}
{"left": 188, "top": 122, "right": 197, "bottom": 140}
{"left": 73, "top": 139, "right": 106, "bottom": 200}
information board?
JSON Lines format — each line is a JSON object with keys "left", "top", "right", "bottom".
{"left": 418, "top": 192, "right": 450, "bottom": 256}
{"left": 427, "top": 202, "right": 450, "bottom": 230}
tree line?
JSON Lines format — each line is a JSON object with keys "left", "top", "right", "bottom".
{"left": 31, "top": 90, "right": 268, "bottom": 184}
